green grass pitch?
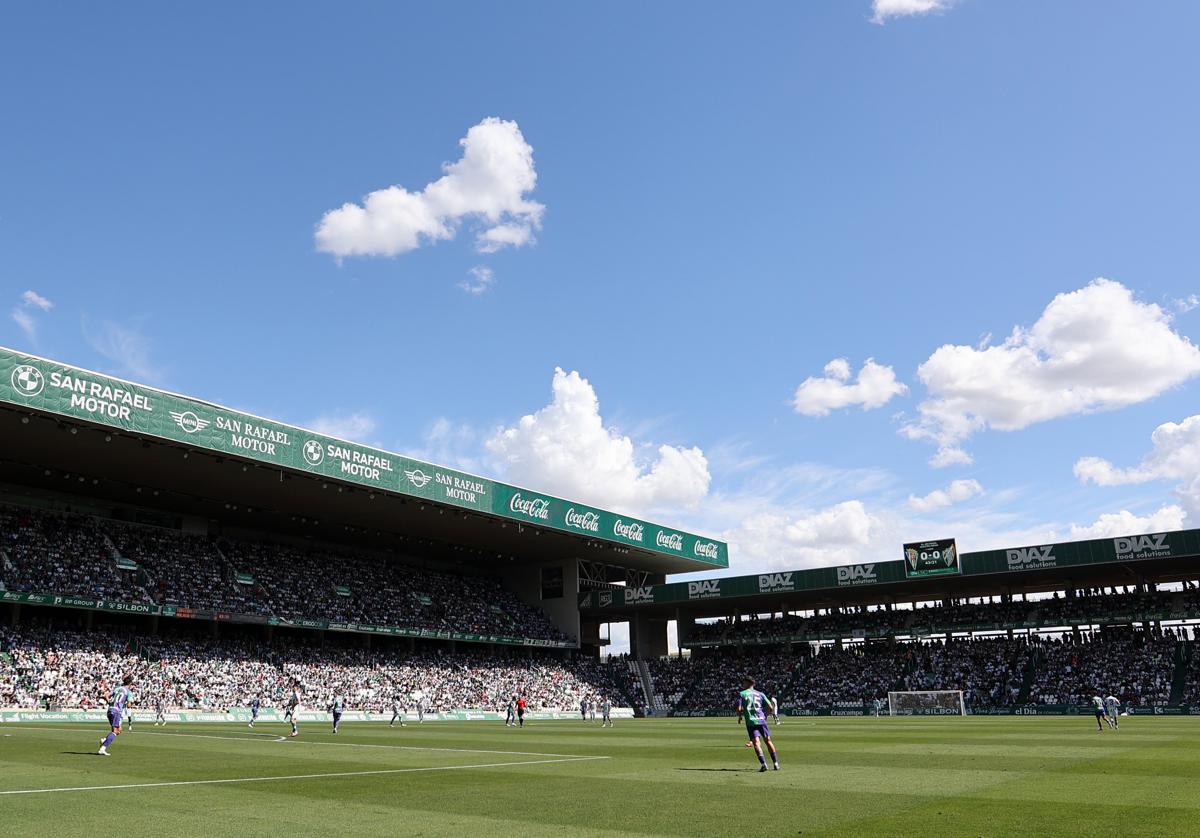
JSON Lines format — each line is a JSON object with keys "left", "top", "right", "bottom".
{"left": 0, "top": 716, "right": 1196, "bottom": 836}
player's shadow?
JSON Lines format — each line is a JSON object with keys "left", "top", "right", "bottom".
{"left": 676, "top": 768, "right": 759, "bottom": 772}
{"left": 61, "top": 751, "right": 105, "bottom": 756}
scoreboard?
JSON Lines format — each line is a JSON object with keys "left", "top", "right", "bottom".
{"left": 903, "top": 538, "right": 960, "bottom": 578}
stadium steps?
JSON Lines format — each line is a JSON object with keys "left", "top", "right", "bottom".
{"left": 212, "top": 542, "right": 252, "bottom": 602}
{"left": 633, "top": 660, "right": 668, "bottom": 715}
{"left": 1168, "top": 641, "right": 1190, "bottom": 705}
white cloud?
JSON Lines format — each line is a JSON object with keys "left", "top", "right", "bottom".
{"left": 908, "top": 478, "right": 983, "bottom": 512}
{"left": 309, "top": 412, "right": 377, "bottom": 444}
{"left": 486, "top": 368, "right": 710, "bottom": 514}
{"left": 459, "top": 266, "right": 495, "bottom": 295}
{"left": 1066, "top": 505, "right": 1187, "bottom": 539}
{"left": 872, "top": 0, "right": 956, "bottom": 24}
{"left": 21, "top": 290, "right": 53, "bottom": 311}
{"left": 929, "top": 446, "right": 973, "bottom": 468}
{"left": 83, "top": 320, "right": 161, "bottom": 383}
{"left": 10, "top": 308, "right": 36, "bottom": 341}
{"left": 405, "top": 417, "right": 484, "bottom": 474}
{"left": 792, "top": 358, "right": 908, "bottom": 417}
{"left": 476, "top": 223, "right": 533, "bottom": 253}
{"left": 722, "top": 501, "right": 879, "bottom": 571}
{"left": 1174, "top": 294, "right": 1200, "bottom": 314}
{"left": 315, "top": 117, "right": 543, "bottom": 258}
{"left": 1075, "top": 414, "right": 1200, "bottom": 518}
{"left": 903, "top": 279, "right": 1200, "bottom": 466}
{"left": 11, "top": 289, "right": 55, "bottom": 344}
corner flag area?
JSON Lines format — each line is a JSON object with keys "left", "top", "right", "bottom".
{"left": 1, "top": 717, "right": 1196, "bottom": 836}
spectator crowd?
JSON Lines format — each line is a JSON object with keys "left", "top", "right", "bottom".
{"left": 0, "top": 505, "right": 566, "bottom": 642}
{"left": 650, "top": 629, "right": 1188, "bottom": 713}
{"left": 687, "top": 589, "right": 1197, "bottom": 646}
{"left": 0, "top": 625, "right": 637, "bottom": 713}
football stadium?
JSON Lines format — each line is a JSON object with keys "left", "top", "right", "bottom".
{"left": 1, "top": 345, "right": 1198, "bottom": 837}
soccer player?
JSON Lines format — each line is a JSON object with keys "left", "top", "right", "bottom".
{"left": 286, "top": 686, "right": 302, "bottom": 737}
{"left": 769, "top": 694, "right": 780, "bottom": 725}
{"left": 505, "top": 695, "right": 517, "bottom": 727}
{"left": 1091, "top": 695, "right": 1106, "bottom": 732}
{"left": 248, "top": 696, "right": 261, "bottom": 728}
{"left": 330, "top": 695, "right": 345, "bottom": 734}
{"left": 589, "top": 698, "right": 597, "bottom": 723}
{"left": 1105, "top": 695, "right": 1121, "bottom": 730}
{"left": 873, "top": 697, "right": 884, "bottom": 717}
{"left": 413, "top": 692, "right": 425, "bottom": 724}
{"left": 737, "top": 676, "right": 779, "bottom": 772}
{"left": 99, "top": 674, "right": 134, "bottom": 756}
{"left": 389, "top": 697, "right": 407, "bottom": 728}
{"left": 580, "top": 697, "right": 588, "bottom": 721}
{"left": 516, "top": 695, "right": 527, "bottom": 727}
{"left": 154, "top": 696, "right": 167, "bottom": 726}
{"left": 601, "top": 696, "right": 613, "bottom": 728}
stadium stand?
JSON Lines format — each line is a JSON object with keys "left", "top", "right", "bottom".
{"left": 654, "top": 626, "right": 1192, "bottom": 714}
{"left": 686, "top": 587, "right": 1198, "bottom": 646}
{"left": 0, "top": 504, "right": 568, "bottom": 642}
{"left": 0, "top": 623, "right": 640, "bottom": 712}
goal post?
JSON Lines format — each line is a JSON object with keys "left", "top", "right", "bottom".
{"left": 887, "top": 690, "right": 966, "bottom": 716}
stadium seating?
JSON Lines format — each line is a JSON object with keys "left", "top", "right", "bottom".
{"left": 0, "top": 624, "right": 639, "bottom": 712}
{"left": 0, "top": 504, "right": 567, "bottom": 642}
{"left": 654, "top": 630, "right": 1186, "bottom": 713}
{"left": 687, "top": 588, "right": 1198, "bottom": 646}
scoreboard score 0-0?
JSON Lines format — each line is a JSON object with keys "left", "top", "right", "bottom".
{"left": 903, "top": 538, "right": 960, "bottom": 578}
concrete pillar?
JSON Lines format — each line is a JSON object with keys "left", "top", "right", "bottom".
{"left": 630, "top": 612, "right": 668, "bottom": 660}
{"left": 675, "top": 611, "right": 696, "bottom": 650}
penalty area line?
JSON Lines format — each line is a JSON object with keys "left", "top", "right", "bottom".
{"left": 0, "top": 755, "right": 610, "bottom": 796}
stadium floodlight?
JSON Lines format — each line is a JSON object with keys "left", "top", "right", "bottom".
{"left": 887, "top": 690, "right": 966, "bottom": 716}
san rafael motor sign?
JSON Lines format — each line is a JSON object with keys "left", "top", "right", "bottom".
{"left": 0, "top": 347, "right": 728, "bottom": 568}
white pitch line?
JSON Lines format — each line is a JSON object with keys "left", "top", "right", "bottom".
{"left": 0, "top": 755, "right": 609, "bottom": 796}
{"left": 8, "top": 725, "right": 603, "bottom": 759}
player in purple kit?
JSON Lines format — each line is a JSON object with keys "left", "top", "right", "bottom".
{"left": 736, "top": 676, "right": 779, "bottom": 773}
{"left": 99, "top": 674, "right": 134, "bottom": 756}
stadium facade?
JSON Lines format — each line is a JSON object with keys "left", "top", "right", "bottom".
{"left": 3, "top": 346, "right": 1198, "bottom": 721}
{"left": 0, "top": 345, "right": 725, "bottom": 659}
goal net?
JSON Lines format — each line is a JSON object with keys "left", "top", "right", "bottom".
{"left": 887, "top": 690, "right": 966, "bottom": 716}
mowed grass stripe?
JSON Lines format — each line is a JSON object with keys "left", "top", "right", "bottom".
{"left": 1, "top": 717, "right": 1196, "bottom": 837}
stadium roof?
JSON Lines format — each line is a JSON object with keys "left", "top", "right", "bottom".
{"left": 579, "top": 529, "right": 1200, "bottom": 618}
{"left": 0, "top": 346, "right": 726, "bottom": 574}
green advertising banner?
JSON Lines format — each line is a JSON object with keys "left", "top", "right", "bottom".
{"left": 0, "top": 707, "right": 636, "bottom": 724}
{"left": 963, "top": 529, "right": 1200, "bottom": 576}
{"left": 585, "top": 560, "right": 910, "bottom": 609}
{"left": 583, "top": 528, "right": 1200, "bottom": 611}
{"left": 0, "top": 590, "right": 574, "bottom": 647}
{"left": 0, "top": 347, "right": 726, "bottom": 567}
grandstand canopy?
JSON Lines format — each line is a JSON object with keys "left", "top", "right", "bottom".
{"left": 0, "top": 347, "right": 726, "bottom": 576}
{"left": 579, "top": 530, "right": 1200, "bottom": 620}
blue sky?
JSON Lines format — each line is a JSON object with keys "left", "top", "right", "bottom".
{"left": 4, "top": 1, "right": 1200, "bottom": 584}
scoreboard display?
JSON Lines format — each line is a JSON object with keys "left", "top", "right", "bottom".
{"left": 903, "top": 538, "right": 960, "bottom": 578}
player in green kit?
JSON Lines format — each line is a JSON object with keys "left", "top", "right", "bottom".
{"left": 737, "top": 677, "right": 779, "bottom": 773}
